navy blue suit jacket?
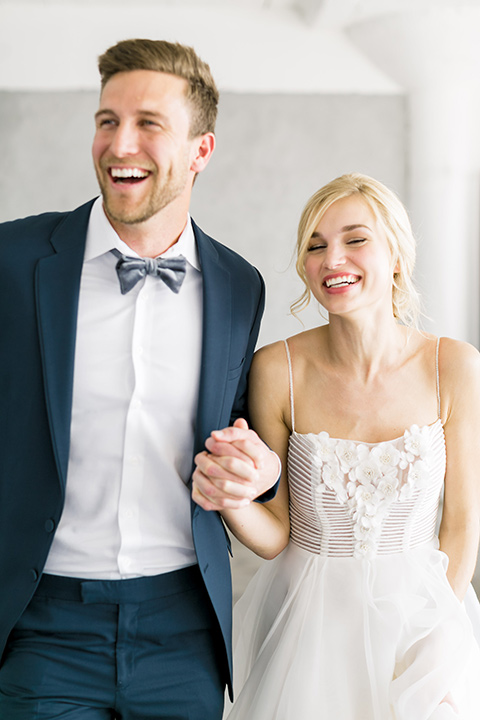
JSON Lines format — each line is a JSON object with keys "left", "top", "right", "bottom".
{"left": 0, "top": 199, "right": 266, "bottom": 696}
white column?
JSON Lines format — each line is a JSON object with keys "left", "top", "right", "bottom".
{"left": 408, "top": 81, "right": 480, "bottom": 341}
{"left": 347, "top": 8, "right": 480, "bottom": 345}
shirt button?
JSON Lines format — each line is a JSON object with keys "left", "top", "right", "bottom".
{"left": 30, "top": 569, "right": 39, "bottom": 582}
{"left": 44, "top": 519, "right": 55, "bottom": 533}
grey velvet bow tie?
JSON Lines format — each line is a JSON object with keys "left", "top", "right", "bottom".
{"left": 111, "top": 249, "right": 187, "bottom": 295}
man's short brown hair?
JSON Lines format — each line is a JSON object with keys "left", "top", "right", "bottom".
{"left": 98, "top": 38, "right": 219, "bottom": 138}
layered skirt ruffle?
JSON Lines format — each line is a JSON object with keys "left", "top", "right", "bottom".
{"left": 225, "top": 542, "right": 480, "bottom": 720}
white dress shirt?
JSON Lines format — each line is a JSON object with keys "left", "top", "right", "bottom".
{"left": 45, "top": 197, "right": 202, "bottom": 579}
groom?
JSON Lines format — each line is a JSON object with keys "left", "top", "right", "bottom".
{"left": 0, "top": 38, "right": 278, "bottom": 719}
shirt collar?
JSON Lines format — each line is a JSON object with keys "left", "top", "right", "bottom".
{"left": 84, "top": 196, "right": 200, "bottom": 271}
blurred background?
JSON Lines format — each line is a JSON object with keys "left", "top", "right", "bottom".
{"left": 1, "top": 0, "right": 479, "bottom": 593}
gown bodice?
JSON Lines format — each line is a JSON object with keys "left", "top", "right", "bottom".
{"left": 284, "top": 337, "right": 446, "bottom": 560}
{"left": 288, "top": 420, "right": 446, "bottom": 559}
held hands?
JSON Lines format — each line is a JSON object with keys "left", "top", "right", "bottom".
{"left": 192, "top": 418, "right": 280, "bottom": 512}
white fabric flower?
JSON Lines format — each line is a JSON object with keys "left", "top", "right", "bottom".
{"left": 354, "top": 448, "right": 382, "bottom": 487}
{"left": 407, "top": 459, "right": 431, "bottom": 489}
{"left": 351, "top": 482, "right": 380, "bottom": 515}
{"left": 354, "top": 540, "right": 375, "bottom": 559}
{"left": 376, "top": 476, "right": 399, "bottom": 503}
{"left": 322, "top": 458, "right": 347, "bottom": 503}
{"left": 353, "top": 518, "right": 381, "bottom": 542}
{"left": 371, "top": 443, "right": 401, "bottom": 472}
{"left": 398, "top": 452, "right": 409, "bottom": 470}
{"left": 350, "top": 506, "right": 381, "bottom": 528}
{"left": 346, "top": 479, "right": 357, "bottom": 498}
{"left": 311, "top": 432, "right": 336, "bottom": 465}
{"left": 404, "top": 425, "right": 431, "bottom": 461}
{"left": 335, "top": 440, "right": 360, "bottom": 474}
{"left": 354, "top": 522, "right": 372, "bottom": 541}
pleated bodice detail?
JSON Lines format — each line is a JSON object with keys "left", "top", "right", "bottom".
{"left": 288, "top": 421, "right": 445, "bottom": 558}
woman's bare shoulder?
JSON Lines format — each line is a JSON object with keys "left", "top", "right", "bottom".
{"left": 438, "top": 336, "right": 480, "bottom": 385}
{"left": 439, "top": 335, "right": 480, "bottom": 360}
{"left": 253, "top": 339, "right": 286, "bottom": 369}
{"left": 255, "top": 328, "right": 325, "bottom": 366}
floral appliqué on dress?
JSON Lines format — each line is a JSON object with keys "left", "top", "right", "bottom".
{"left": 309, "top": 425, "right": 434, "bottom": 559}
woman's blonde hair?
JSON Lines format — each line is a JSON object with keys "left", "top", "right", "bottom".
{"left": 292, "top": 173, "right": 421, "bottom": 327}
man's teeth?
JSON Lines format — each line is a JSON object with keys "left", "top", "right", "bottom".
{"left": 110, "top": 168, "right": 149, "bottom": 179}
{"left": 325, "top": 275, "right": 359, "bottom": 288}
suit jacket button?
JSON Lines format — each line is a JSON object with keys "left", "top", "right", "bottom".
{"left": 30, "top": 569, "right": 39, "bottom": 582}
{"left": 45, "top": 519, "right": 55, "bottom": 533}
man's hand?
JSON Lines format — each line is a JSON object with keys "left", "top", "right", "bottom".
{"left": 192, "top": 418, "right": 280, "bottom": 511}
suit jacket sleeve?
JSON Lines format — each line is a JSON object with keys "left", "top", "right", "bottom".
{"left": 228, "top": 266, "right": 265, "bottom": 427}
{"left": 228, "top": 269, "right": 279, "bottom": 503}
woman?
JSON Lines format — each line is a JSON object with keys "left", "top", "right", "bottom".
{"left": 195, "top": 173, "right": 480, "bottom": 719}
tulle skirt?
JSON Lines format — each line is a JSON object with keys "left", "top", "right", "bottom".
{"left": 225, "top": 541, "right": 480, "bottom": 720}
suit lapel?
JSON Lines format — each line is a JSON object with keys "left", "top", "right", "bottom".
{"left": 193, "top": 222, "right": 232, "bottom": 458}
{"left": 36, "top": 211, "right": 231, "bottom": 488}
{"left": 35, "top": 200, "right": 95, "bottom": 487}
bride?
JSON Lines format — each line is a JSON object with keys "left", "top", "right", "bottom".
{"left": 194, "top": 173, "right": 480, "bottom": 719}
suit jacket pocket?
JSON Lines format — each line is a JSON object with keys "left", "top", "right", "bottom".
{"left": 227, "top": 356, "right": 245, "bottom": 381}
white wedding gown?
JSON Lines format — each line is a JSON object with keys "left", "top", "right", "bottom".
{"left": 225, "top": 340, "right": 480, "bottom": 719}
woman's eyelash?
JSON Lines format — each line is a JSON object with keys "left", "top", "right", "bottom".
{"left": 307, "top": 238, "right": 366, "bottom": 251}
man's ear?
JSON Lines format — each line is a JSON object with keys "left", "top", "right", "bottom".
{"left": 190, "top": 133, "right": 215, "bottom": 174}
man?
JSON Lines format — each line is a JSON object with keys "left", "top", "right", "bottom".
{"left": 0, "top": 38, "right": 278, "bottom": 719}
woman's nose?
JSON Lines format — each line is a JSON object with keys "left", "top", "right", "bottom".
{"left": 324, "top": 243, "right": 346, "bottom": 269}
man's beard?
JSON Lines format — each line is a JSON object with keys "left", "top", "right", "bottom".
{"left": 95, "top": 161, "right": 189, "bottom": 226}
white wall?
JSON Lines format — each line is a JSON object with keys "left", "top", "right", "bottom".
{"left": 0, "top": 1, "right": 399, "bottom": 93}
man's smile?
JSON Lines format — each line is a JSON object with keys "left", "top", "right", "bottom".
{"left": 108, "top": 167, "right": 152, "bottom": 184}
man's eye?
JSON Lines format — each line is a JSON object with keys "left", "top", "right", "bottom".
{"left": 98, "top": 119, "right": 116, "bottom": 128}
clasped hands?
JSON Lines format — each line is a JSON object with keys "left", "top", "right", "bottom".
{"left": 193, "top": 418, "right": 279, "bottom": 511}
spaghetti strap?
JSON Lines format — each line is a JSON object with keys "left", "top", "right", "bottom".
{"left": 284, "top": 339, "right": 295, "bottom": 433}
{"left": 435, "top": 337, "right": 441, "bottom": 420}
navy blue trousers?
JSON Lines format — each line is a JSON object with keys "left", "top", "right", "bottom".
{"left": 0, "top": 566, "right": 225, "bottom": 719}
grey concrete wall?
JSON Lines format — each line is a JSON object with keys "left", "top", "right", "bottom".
{"left": 192, "top": 93, "right": 406, "bottom": 346}
{"left": 0, "top": 90, "right": 406, "bottom": 345}
{"left": 0, "top": 92, "right": 100, "bottom": 222}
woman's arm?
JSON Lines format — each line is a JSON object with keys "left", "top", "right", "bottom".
{"left": 438, "top": 339, "right": 480, "bottom": 600}
{"left": 193, "top": 342, "right": 291, "bottom": 559}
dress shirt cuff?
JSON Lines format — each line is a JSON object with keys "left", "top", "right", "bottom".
{"left": 254, "top": 451, "right": 282, "bottom": 504}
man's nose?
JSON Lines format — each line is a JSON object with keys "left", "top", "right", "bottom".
{"left": 109, "top": 122, "right": 140, "bottom": 157}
